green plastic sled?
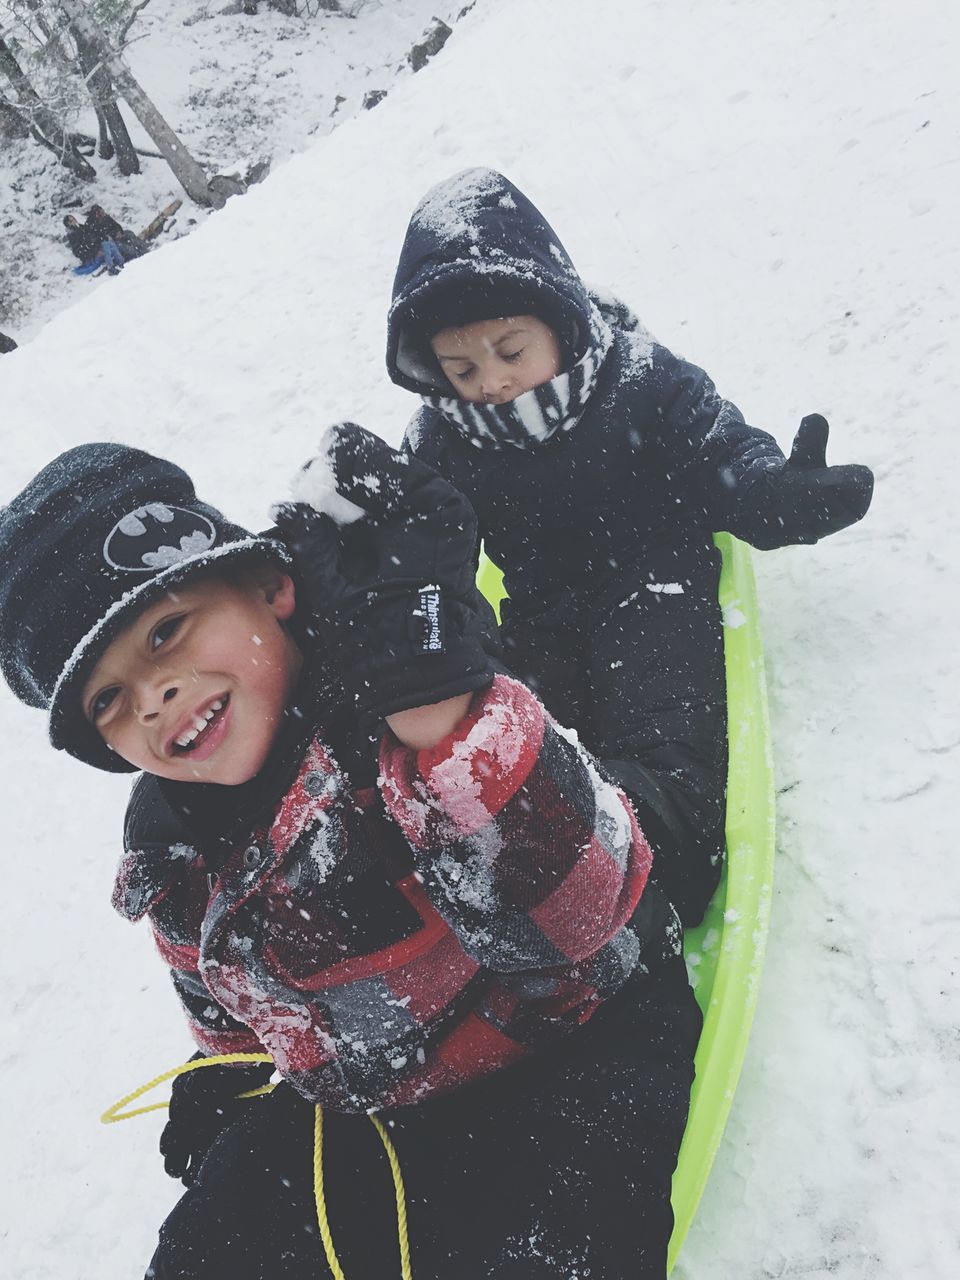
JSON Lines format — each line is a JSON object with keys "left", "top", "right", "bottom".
{"left": 476, "top": 532, "right": 775, "bottom": 1273}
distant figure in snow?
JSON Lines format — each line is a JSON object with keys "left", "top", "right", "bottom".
{"left": 85, "top": 203, "right": 123, "bottom": 241}
{"left": 87, "top": 203, "right": 148, "bottom": 262}
{"left": 388, "top": 167, "right": 875, "bottom": 930}
{"left": 0, "top": 331, "right": 17, "bottom": 355}
{"left": 63, "top": 212, "right": 124, "bottom": 276}
{"left": 63, "top": 213, "right": 98, "bottom": 263}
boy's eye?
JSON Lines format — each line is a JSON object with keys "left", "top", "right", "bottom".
{"left": 90, "top": 687, "right": 119, "bottom": 723}
{"left": 151, "top": 615, "right": 183, "bottom": 650}
{"left": 503, "top": 349, "right": 525, "bottom": 363}
{"left": 452, "top": 366, "right": 476, "bottom": 382}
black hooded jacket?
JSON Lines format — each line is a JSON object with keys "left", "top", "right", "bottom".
{"left": 387, "top": 168, "right": 794, "bottom": 608}
{"left": 65, "top": 222, "right": 100, "bottom": 265}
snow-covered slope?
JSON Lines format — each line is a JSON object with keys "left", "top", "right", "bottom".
{"left": 1, "top": 0, "right": 469, "bottom": 340}
{"left": 1, "top": 0, "right": 957, "bottom": 1276}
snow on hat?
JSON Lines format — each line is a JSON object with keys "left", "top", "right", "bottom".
{"left": 0, "top": 442, "right": 289, "bottom": 773}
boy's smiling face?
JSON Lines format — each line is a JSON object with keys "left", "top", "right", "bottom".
{"left": 431, "top": 314, "right": 562, "bottom": 404}
{"left": 80, "top": 572, "right": 302, "bottom": 785}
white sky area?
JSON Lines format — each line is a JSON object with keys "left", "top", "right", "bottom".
{"left": 1, "top": 1, "right": 957, "bottom": 1276}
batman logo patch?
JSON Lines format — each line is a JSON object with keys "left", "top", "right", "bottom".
{"left": 103, "top": 503, "right": 217, "bottom": 573}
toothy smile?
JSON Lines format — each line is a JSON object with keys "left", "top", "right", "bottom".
{"left": 172, "top": 695, "right": 229, "bottom": 753}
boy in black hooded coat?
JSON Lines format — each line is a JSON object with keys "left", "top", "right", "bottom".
{"left": 387, "top": 167, "right": 874, "bottom": 927}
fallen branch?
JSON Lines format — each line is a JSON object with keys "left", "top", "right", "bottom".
{"left": 138, "top": 198, "right": 182, "bottom": 241}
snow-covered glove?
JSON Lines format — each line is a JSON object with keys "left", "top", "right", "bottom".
{"left": 749, "top": 414, "right": 874, "bottom": 549}
{"left": 273, "top": 422, "right": 495, "bottom": 726}
{"left": 159, "top": 1053, "right": 274, "bottom": 1187}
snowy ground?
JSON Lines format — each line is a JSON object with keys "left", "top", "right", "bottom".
{"left": 1, "top": 0, "right": 958, "bottom": 1276}
{"left": 1, "top": 0, "right": 470, "bottom": 338}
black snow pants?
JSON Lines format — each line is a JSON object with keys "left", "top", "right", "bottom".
{"left": 145, "top": 950, "right": 700, "bottom": 1280}
{"left": 501, "top": 539, "right": 727, "bottom": 927}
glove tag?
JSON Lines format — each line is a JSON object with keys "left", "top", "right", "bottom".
{"left": 415, "top": 586, "right": 445, "bottom": 654}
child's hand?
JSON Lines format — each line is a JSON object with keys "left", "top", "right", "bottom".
{"left": 160, "top": 1054, "right": 274, "bottom": 1187}
{"left": 756, "top": 414, "right": 874, "bottom": 546}
{"left": 272, "top": 423, "right": 496, "bottom": 727}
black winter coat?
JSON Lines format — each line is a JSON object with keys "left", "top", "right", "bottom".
{"left": 386, "top": 168, "right": 799, "bottom": 610}
{"left": 66, "top": 223, "right": 100, "bottom": 265}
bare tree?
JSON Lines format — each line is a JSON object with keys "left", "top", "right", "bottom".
{"left": 72, "top": 24, "right": 139, "bottom": 173}
{"left": 17, "top": 0, "right": 138, "bottom": 172}
{"left": 116, "top": 0, "right": 151, "bottom": 42}
{"left": 0, "top": 31, "right": 95, "bottom": 176}
{"left": 58, "top": 0, "right": 219, "bottom": 205}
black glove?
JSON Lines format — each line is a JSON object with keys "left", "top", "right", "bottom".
{"left": 159, "top": 1053, "right": 274, "bottom": 1187}
{"left": 273, "top": 423, "right": 495, "bottom": 726}
{"left": 749, "top": 414, "right": 874, "bottom": 549}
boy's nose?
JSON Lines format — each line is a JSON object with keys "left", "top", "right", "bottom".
{"left": 136, "top": 684, "right": 179, "bottom": 722}
{"left": 481, "top": 371, "right": 512, "bottom": 402}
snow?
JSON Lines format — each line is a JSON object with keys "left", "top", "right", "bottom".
{"left": 1, "top": 0, "right": 958, "bottom": 1277}
{"left": 288, "top": 426, "right": 366, "bottom": 523}
{"left": 412, "top": 166, "right": 507, "bottom": 241}
{"left": 1, "top": 0, "right": 470, "bottom": 341}
{"left": 424, "top": 688, "right": 528, "bottom": 836}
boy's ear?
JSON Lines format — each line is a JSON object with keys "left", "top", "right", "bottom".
{"left": 265, "top": 572, "right": 297, "bottom": 620}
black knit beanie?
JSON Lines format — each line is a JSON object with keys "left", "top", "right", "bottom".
{"left": 0, "top": 443, "right": 289, "bottom": 773}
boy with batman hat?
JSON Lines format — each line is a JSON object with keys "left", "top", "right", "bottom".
{"left": 0, "top": 428, "right": 698, "bottom": 1278}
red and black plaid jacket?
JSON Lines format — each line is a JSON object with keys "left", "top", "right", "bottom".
{"left": 113, "top": 675, "right": 664, "bottom": 1113}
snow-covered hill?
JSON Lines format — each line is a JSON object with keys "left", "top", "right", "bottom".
{"left": 1, "top": 0, "right": 470, "bottom": 339}
{"left": 1, "top": 0, "right": 957, "bottom": 1276}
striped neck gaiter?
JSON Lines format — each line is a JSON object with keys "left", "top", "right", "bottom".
{"left": 421, "top": 314, "right": 613, "bottom": 451}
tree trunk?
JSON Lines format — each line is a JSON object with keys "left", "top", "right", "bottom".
{"left": 58, "top": 0, "right": 215, "bottom": 206}
{"left": 73, "top": 29, "right": 139, "bottom": 175}
{"left": 93, "top": 101, "right": 115, "bottom": 160}
{"left": 0, "top": 34, "right": 96, "bottom": 178}
{"left": 102, "top": 96, "right": 139, "bottom": 173}
{"left": 0, "top": 93, "right": 31, "bottom": 140}
{"left": 22, "top": 0, "right": 124, "bottom": 171}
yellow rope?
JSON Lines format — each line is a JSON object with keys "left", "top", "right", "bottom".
{"left": 313, "top": 1105, "right": 347, "bottom": 1280}
{"left": 369, "top": 1113, "right": 414, "bottom": 1280}
{"left": 102, "top": 1057, "right": 414, "bottom": 1278}
{"left": 313, "top": 1105, "right": 414, "bottom": 1280}
{"left": 99, "top": 1052, "right": 275, "bottom": 1123}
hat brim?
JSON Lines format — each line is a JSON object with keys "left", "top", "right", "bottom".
{"left": 48, "top": 536, "right": 291, "bottom": 773}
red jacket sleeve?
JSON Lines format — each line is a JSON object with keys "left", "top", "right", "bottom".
{"left": 379, "top": 674, "right": 652, "bottom": 973}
